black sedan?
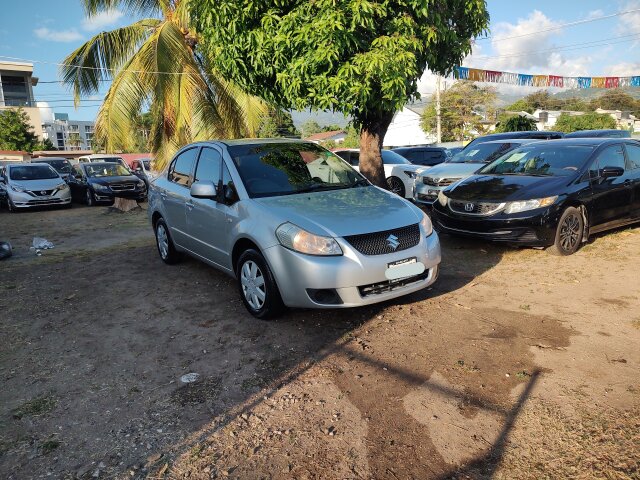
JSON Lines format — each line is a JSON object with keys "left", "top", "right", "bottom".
{"left": 68, "top": 162, "right": 147, "bottom": 206}
{"left": 432, "top": 138, "right": 640, "bottom": 255}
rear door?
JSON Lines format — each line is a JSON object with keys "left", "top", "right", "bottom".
{"left": 623, "top": 143, "right": 640, "bottom": 219}
{"left": 163, "top": 147, "right": 199, "bottom": 247}
{"left": 588, "top": 144, "right": 633, "bottom": 227}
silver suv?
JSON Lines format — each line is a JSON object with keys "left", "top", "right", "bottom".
{"left": 0, "top": 163, "right": 71, "bottom": 211}
{"left": 148, "top": 140, "right": 441, "bottom": 318}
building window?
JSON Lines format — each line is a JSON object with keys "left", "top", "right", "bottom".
{"left": 1, "top": 75, "right": 31, "bottom": 106}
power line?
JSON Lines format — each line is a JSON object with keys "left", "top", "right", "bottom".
{"left": 475, "top": 7, "right": 640, "bottom": 42}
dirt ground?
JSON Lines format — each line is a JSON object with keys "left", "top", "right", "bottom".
{"left": 0, "top": 204, "right": 638, "bottom": 479}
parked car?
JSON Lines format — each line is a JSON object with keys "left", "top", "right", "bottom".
{"left": 414, "top": 139, "right": 536, "bottom": 205}
{"left": 564, "top": 129, "right": 631, "bottom": 139}
{"left": 30, "top": 157, "right": 75, "bottom": 182}
{"left": 333, "top": 148, "right": 426, "bottom": 198}
{"left": 77, "top": 154, "right": 130, "bottom": 169}
{"left": 447, "top": 147, "right": 464, "bottom": 156}
{"left": 0, "top": 163, "right": 71, "bottom": 212}
{"left": 148, "top": 140, "right": 441, "bottom": 318}
{"left": 68, "top": 162, "right": 147, "bottom": 206}
{"left": 129, "top": 157, "right": 154, "bottom": 188}
{"left": 432, "top": 138, "right": 640, "bottom": 255}
{"left": 461, "top": 131, "right": 564, "bottom": 151}
{"left": 392, "top": 146, "right": 451, "bottom": 167}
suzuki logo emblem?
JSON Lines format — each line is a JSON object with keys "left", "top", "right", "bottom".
{"left": 386, "top": 234, "right": 400, "bottom": 250}
{"left": 464, "top": 203, "right": 475, "bottom": 212}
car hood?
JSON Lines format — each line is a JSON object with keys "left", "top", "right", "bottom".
{"left": 446, "top": 174, "right": 571, "bottom": 202}
{"left": 89, "top": 175, "right": 140, "bottom": 185}
{"left": 419, "top": 162, "right": 484, "bottom": 179}
{"left": 253, "top": 186, "right": 422, "bottom": 237}
{"left": 11, "top": 178, "right": 64, "bottom": 190}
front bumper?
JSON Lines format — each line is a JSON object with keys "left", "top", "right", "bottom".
{"left": 431, "top": 204, "right": 560, "bottom": 246}
{"left": 9, "top": 190, "right": 72, "bottom": 208}
{"left": 414, "top": 182, "right": 443, "bottom": 205}
{"left": 93, "top": 189, "right": 147, "bottom": 202}
{"left": 263, "top": 232, "right": 441, "bottom": 308}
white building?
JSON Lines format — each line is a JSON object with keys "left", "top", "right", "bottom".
{"left": 42, "top": 113, "right": 95, "bottom": 150}
{"left": 383, "top": 107, "right": 435, "bottom": 147}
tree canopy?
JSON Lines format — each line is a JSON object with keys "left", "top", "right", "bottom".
{"left": 0, "top": 109, "right": 50, "bottom": 152}
{"left": 554, "top": 112, "right": 617, "bottom": 133}
{"left": 194, "top": 0, "right": 489, "bottom": 186}
{"left": 421, "top": 81, "right": 496, "bottom": 142}
{"left": 494, "top": 115, "right": 537, "bottom": 133}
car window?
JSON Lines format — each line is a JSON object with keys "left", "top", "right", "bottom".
{"left": 381, "top": 150, "right": 411, "bottom": 165}
{"left": 591, "top": 145, "right": 626, "bottom": 177}
{"left": 194, "top": 147, "right": 222, "bottom": 184}
{"left": 450, "top": 142, "right": 513, "bottom": 164}
{"left": 168, "top": 148, "right": 198, "bottom": 187}
{"left": 481, "top": 145, "right": 595, "bottom": 177}
{"left": 625, "top": 144, "right": 640, "bottom": 169}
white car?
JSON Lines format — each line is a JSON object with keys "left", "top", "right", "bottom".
{"left": 333, "top": 149, "right": 427, "bottom": 199}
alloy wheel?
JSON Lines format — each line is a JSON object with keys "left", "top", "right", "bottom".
{"left": 387, "top": 177, "right": 405, "bottom": 197}
{"left": 156, "top": 224, "right": 169, "bottom": 260}
{"left": 559, "top": 213, "right": 581, "bottom": 252}
{"left": 240, "top": 260, "right": 266, "bottom": 310}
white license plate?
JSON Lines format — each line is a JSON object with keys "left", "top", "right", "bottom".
{"left": 385, "top": 257, "right": 426, "bottom": 281}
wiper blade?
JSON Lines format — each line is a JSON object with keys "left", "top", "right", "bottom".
{"left": 351, "top": 178, "right": 370, "bottom": 187}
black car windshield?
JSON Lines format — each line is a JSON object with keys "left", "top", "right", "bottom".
{"left": 84, "top": 164, "right": 131, "bottom": 177}
{"left": 381, "top": 150, "right": 411, "bottom": 165}
{"left": 450, "top": 142, "right": 515, "bottom": 164}
{"left": 9, "top": 164, "right": 59, "bottom": 180}
{"left": 40, "top": 159, "right": 73, "bottom": 173}
{"left": 479, "top": 145, "right": 595, "bottom": 177}
{"left": 228, "top": 143, "right": 365, "bottom": 198}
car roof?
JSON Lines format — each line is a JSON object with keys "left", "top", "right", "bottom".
{"left": 217, "top": 138, "right": 308, "bottom": 147}
{"left": 393, "top": 146, "right": 446, "bottom": 151}
{"left": 477, "top": 139, "right": 539, "bottom": 145}
{"left": 564, "top": 129, "right": 628, "bottom": 137}
{"left": 473, "top": 131, "right": 564, "bottom": 140}
{"left": 31, "top": 157, "right": 70, "bottom": 162}
{"left": 512, "top": 138, "right": 639, "bottom": 147}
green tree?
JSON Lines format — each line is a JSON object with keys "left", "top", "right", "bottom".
{"left": 341, "top": 125, "right": 361, "bottom": 148}
{"left": 40, "top": 138, "right": 57, "bottom": 151}
{"left": 61, "top": 0, "right": 267, "bottom": 170}
{"left": 195, "top": 0, "right": 489, "bottom": 187}
{"left": 421, "top": 81, "right": 496, "bottom": 142}
{"left": 0, "top": 108, "right": 41, "bottom": 152}
{"left": 590, "top": 89, "right": 639, "bottom": 115}
{"left": 507, "top": 91, "right": 590, "bottom": 114}
{"left": 300, "top": 120, "right": 323, "bottom": 137}
{"left": 554, "top": 112, "right": 617, "bottom": 133}
{"left": 495, "top": 115, "right": 537, "bottom": 133}
{"left": 257, "top": 108, "right": 298, "bottom": 137}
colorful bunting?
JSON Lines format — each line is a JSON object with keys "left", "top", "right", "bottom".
{"left": 454, "top": 66, "right": 640, "bottom": 89}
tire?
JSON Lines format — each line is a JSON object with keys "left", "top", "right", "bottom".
{"left": 549, "top": 207, "right": 584, "bottom": 256}
{"left": 155, "top": 218, "right": 180, "bottom": 264}
{"left": 236, "top": 249, "right": 285, "bottom": 320}
{"left": 7, "top": 197, "right": 17, "bottom": 213}
{"left": 386, "top": 176, "right": 406, "bottom": 198}
{"left": 85, "top": 188, "right": 95, "bottom": 206}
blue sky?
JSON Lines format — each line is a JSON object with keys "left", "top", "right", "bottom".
{"left": 1, "top": 0, "right": 640, "bottom": 122}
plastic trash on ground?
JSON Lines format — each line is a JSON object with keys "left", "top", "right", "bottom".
{"left": 0, "top": 241, "right": 12, "bottom": 260}
{"left": 32, "top": 237, "right": 54, "bottom": 250}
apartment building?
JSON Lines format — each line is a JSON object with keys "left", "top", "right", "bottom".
{"left": 43, "top": 113, "right": 96, "bottom": 151}
{"left": 0, "top": 61, "right": 43, "bottom": 139}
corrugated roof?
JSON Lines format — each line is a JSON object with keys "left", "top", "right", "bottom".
{"left": 304, "top": 130, "right": 346, "bottom": 141}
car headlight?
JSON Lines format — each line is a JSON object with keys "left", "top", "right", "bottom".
{"left": 57, "top": 183, "right": 69, "bottom": 191}
{"left": 504, "top": 196, "right": 558, "bottom": 214}
{"left": 437, "top": 190, "right": 448, "bottom": 207}
{"left": 10, "top": 184, "right": 26, "bottom": 192}
{"left": 93, "top": 184, "right": 109, "bottom": 191}
{"left": 403, "top": 170, "right": 417, "bottom": 179}
{"left": 419, "top": 213, "right": 433, "bottom": 237}
{"left": 137, "top": 180, "right": 145, "bottom": 188}
{"left": 275, "top": 222, "right": 343, "bottom": 256}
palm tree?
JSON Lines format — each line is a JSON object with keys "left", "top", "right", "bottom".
{"left": 61, "top": 0, "right": 266, "bottom": 171}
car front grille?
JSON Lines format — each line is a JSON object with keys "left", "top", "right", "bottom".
{"left": 27, "top": 189, "right": 56, "bottom": 197}
{"left": 449, "top": 199, "right": 504, "bottom": 216}
{"left": 423, "top": 177, "right": 460, "bottom": 187}
{"left": 109, "top": 183, "right": 136, "bottom": 192}
{"left": 343, "top": 223, "right": 420, "bottom": 256}
{"left": 359, "top": 270, "right": 430, "bottom": 297}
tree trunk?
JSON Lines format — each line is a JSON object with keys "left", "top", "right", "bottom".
{"left": 358, "top": 111, "right": 395, "bottom": 188}
{"left": 112, "top": 196, "right": 139, "bottom": 212}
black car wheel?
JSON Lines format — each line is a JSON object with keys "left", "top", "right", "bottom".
{"left": 386, "top": 176, "right": 405, "bottom": 197}
{"left": 550, "top": 207, "right": 583, "bottom": 256}
{"left": 85, "top": 188, "right": 95, "bottom": 206}
{"left": 236, "top": 249, "right": 285, "bottom": 320}
{"left": 155, "top": 218, "right": 180, "bottom": 264}
{"left": 7, "top": 197, "right": 16, "bottom": 213}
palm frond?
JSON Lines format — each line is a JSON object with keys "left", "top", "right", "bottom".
{"left": 82, "top": 0, "right": 167, "bottom": 17}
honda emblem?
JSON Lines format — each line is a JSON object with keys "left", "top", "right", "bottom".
{"left": 464, "top": 203, "right": 475, "bottom": 212}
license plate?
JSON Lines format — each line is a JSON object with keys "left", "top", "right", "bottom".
{"left": 428, "top": 189, "right": 439, "bottom": 195}
{"left": 385, "top": 257, "right": 426, "bottom": 281}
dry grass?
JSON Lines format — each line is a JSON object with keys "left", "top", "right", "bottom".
{"left": 493, "top": 402, "right": 640, "bottom": 480}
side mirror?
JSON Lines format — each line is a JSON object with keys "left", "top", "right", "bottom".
{"left": 223, "top": 184, "right": 238, "bottom": 204}
{"left": 135, "top": 167, "right": 142, "bottom": 173}
{"left": 190, "top": 181, "right": 218, "bottom": 199}
{"left": 601, "top": 166, "right": 624, "bottom": 179}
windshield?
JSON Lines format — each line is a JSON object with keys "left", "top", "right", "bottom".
{"left": 479, "top": 145, "right": 594, "bottom": 177}
{"left": 450, "top": 142, "right": 516, "bottom": 164}
{"left": 9, "top": 164, "right": 59, "bottom": 180}
{"left": 84, "top": 164, "right": 131, "bottom": 178}
{"left": 228, "top": 143, "right": 366, "bottom": 198}
{"left": 381, "top": 150, "right": 411, "bottom": 165}
{"left": 39, "top": 159, "right": 73, "bottom": 173}
{"left": 93, "top": 157, "right": 124, "bottom": 163}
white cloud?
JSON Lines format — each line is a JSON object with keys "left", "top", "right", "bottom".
{"left": 586, "top": 10, "right": 605, "bottom": 20}
{"left": 34, "top": 27, "right": 83, "bottom": 43}
{"left": 606, "top": 61, "right": 640, "bottom": 76}
{"left": 82, "top": 10, "right": 124, "bottom": 32}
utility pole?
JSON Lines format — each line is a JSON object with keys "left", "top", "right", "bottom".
{"left": 435, "top": 75, "right": 442, "bottom": 144}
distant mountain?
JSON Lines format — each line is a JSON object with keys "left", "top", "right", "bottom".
{"left": 290, "top": 110, "right": 350, "bottom": 129}
{"left": 553, "top": 87, "right": 640, "bottom": 100}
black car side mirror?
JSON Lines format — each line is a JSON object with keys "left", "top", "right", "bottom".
{"left": 223, "top": 184, "right": 238, "bottom": 204}
{"left": 601, "top": 166, "right": 624, "bottom": 179}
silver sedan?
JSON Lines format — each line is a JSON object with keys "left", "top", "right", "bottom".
{"left": 148, "top": 140, "right": 441, "bottom": 319}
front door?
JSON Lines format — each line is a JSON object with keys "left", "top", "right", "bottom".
{"left": 623, "top": 143, "right": 640, "bottom": 218}
{"left": 164, "top": 147, "right": 199, "bottom": 247}
{"left": 588, "top": 144, "right": 633, "bottom": 227}
{"left": 184, "top": 146, "right": 229, "bottom": 268}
